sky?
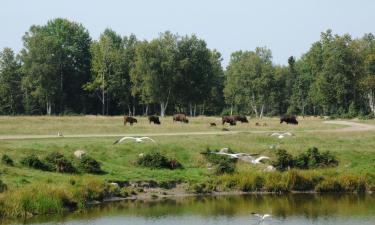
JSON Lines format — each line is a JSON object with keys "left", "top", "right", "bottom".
{"left": 1, "top": 0, "right": 375, "bottom": 67}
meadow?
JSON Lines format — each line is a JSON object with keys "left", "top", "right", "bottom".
{"left": 0, "top": 116, "right": 374, "bottom": 218}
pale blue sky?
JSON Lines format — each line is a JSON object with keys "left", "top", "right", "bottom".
{"left": 1, "top": 0, "right": 374, "bottom": 67}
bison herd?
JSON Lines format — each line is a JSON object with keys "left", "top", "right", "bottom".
{"left": 123, "top": 114, "right": 299, "bottom": 126}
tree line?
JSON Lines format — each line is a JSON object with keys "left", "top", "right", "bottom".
{"left": 0, "top": 18, "right": 375, "bottom": 117}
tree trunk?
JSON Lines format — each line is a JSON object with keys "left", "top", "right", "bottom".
{"left": 202, "top": 102, "right": 205, "bottom": 116}
{"left": 46, "top": 100, "right": 52, "bottom": 116}
{"left": 259, "top": 104, "right": 264, "bottom": 118}
{"left": 368, "top": 91, "right": 375, "bottom": 116}
{"left": 230, "top": 105, "right": 233, "bottom": 115}
{"left": 193, "top": 104, "right": 197, "bottom": 117}
{"left": 145, "top": 104, "right": 149, "bottom": 116}
{"left": 132, "top": 105, "right": 135, "bottom": 116}
{"left": 189, "top": 103, "right": 193, "bottom": 117}
{"left": 160, "top": 102, "right": 167, "bottom": 117}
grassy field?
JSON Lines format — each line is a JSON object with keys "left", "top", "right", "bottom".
{"left": 0, "top": 116, "right": 374, "bottom": 218}
{"left": 0, "top": 116, "right": 343, "bottom": 136}
{"left": 0, "top": 116, "right": 373, "bottom": 185}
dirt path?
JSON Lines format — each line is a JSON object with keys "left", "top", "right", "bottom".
{"left": 0, "top": 120, "right": 374, "bottom": 140}
{"left": 323, "top": 120, "right": 375, "bottom": 132}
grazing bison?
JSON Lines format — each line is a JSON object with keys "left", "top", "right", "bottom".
{"left": 280, "top": 115, "right": 298, "bottom": 125}
{"left": 222, "top": 116, "right": 236, "bottom": 126}
{"left": 173, "top": 114, "right": 189, "bottom": 123}
{"left": 124, "top": 116, "right": 137, "bottom": 125}
{"left": 148, "top": 115, "right": 161, "bottom": 125}
{"left": 233, "top": 115, "right": 249, "bottom": 123}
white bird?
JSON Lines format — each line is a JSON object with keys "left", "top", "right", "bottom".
{"left": 251, "top": 156, "right": 270, "bottom": 164}
{"left": 251, "top": 212, "right": 271, "bottom": 221}
{"left": 214, "top": 152, "right": 252, "bottom": 159}
{"left": 270, "top": 132, "right": 293, "bottom": 139}
{"left": 113, "top": 136, "right": 156, "bottom": 144}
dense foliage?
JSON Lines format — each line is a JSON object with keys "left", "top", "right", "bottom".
{"left": 1, "top": 154, "right": 14, "bottom": 166}
{"left": 202, "top": 149, "right": 237, "bottom": 174}
{"left": 136, "top": 152, "right": 182, "bottom": 170}
{"left": 273, "top": 147, "right": 338, "bottom": 171}
{"left": 1, "top": 18, "right": 375, "bottom": 117}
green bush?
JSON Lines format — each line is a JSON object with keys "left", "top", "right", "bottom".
{"left": 1, "top": 154, "right": 14, "bottom": 166}
{"left": 78, "top": 155, "right": 103, "bottom": 174}
{"left": 44, "top": 152, "right": 76, "bottom": 173}
{"left": 202, "top": 149, "right": 237, "bottom": 174}
{"left": 21, "top": 154, "right": 51, "bottom": 171}
{"left": 272, "top": 149, "right": 294, "bottom": 171}
{"left": 294, "top": 147, "right": 338, "bottom": 169}
{"left": 274, "top": 147, "right": 338, "bottom": 171}
{"left": 136, "top": 152, "right": 182, "bottom": 170}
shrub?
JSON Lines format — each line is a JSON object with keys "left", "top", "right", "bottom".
{"left": 21, "top": 154, "right": 51, "bottom": 171}
{"left": 202, "top": 149, "right": 237, "bottom": 174}
{"left": 1, "top": 154, "right": 14, "bottom": 166}
{"left": 272, "top": 149, "right": 294, "bottom": 171}
{"left": 78, "top": 155, "right": 103, "bottom": 174}
{"left": 295, "top": 147, "right": 338, "bottom": 169}
{"left": 274, "top": 147, "right": 338, "bottom": 171}
{"left": 44, "top": 152, "right": 76, "bottom": 173}
{"left": 136, "top": 152, "right": 182, "bottom": 170}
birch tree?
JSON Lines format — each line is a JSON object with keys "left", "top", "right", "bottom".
{"left": 131, "top": 32, "right": 178, "bottom": 117}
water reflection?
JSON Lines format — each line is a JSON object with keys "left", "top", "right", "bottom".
{"left": 14, "top": 194, "right": 375, "bottom": 225}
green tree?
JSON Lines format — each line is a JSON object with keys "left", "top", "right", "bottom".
{"left": 131, "top": 32, "right": 178, "bottom": 117}
{"left": 21, "top": 18, "right": 91, "bottom": 115}
{"left": 0, "top": 48, "right": 23, "bottom": 114}
{"left": 84, "top": 29, "right": 127, "bottom": 115}
{"left": 224, "top": 48, "right": 275, "bottom": 117}
{"left": 175, "top": 35, "right": 214, "bottom": 116}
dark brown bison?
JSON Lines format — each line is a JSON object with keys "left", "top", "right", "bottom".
{"left": 280, "top": 115, "right": 298, "bottom": 125}
{"left": 148, "top": 115, "right": 161, "bottom": 125}
{"left": 233, "top": 115, "right": 249, "bottom": 123}
{"left": 173, "top": 114, "right": 189, "bottom": 123}
{"left": 222, "top": 116, "right": 236, "bottom": 126}
{"left": 124, "top": 116, "right": 137, "bottom": 125}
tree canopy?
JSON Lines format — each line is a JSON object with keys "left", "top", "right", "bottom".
{"left": 0, "top": 19, "right": 374, "bottom": 118}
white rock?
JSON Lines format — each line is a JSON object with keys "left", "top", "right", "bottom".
{"left": 74, "top": 150, "right": 86, "bottom": 159}
{"left": 264, "top": 165, "right": 276, "bottom": 172}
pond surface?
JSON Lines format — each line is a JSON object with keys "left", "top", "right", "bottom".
{"left": 15, "top": 194, "right": 375, "bottom": 225}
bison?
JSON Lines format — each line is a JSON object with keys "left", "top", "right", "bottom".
{"left": 173, "top": 114, "right": 189, "bottom": 123}
{"left": 124, "top": 116, "right": 137, "bottom": 125}
{"left": 280, "top": 115, "right": 298, "bottom": 125}
{"left": 233, "top": 115, "right": 249, "bottom": 123}
{"left": 148, "top": 115, "right": 161, "bottom": 125}
{"left": 222, "top": 116, "right": 236, "bottom": 126}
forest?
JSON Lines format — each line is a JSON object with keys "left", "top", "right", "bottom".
{"left": 1, "top": 18, "right": 375, "bottom": 117}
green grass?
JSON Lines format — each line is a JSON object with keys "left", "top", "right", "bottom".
{"left": 0, "top": 116, "right": 374, "bottom": 218}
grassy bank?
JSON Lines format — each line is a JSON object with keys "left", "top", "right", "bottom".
{"left": 0, "top": 116, "right": 374, "bottom": 218}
